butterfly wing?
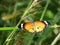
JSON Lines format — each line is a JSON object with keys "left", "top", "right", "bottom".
{"left": 34, "top": 21, "right": 46, "bottom": 32}
{"left": 23, "top": 22, "right": 35, "bottom": 33}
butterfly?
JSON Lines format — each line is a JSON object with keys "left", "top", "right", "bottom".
{"left": 18, "top": 21, "right": 50, "bottom": 33}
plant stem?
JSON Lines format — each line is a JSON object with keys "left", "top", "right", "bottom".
{"left": 50, "top": 25, "right": 60, "bottom": 28}
{"left": 40, "top": 0, "right": 50, "bottom": 21}
{"left": 0, "top": 27, "right": 19, "bottom": 30}
{"left": 38, "top": 0, "right": 50, "bottom": 45}
{"left": 51, "top": 33, "right": 60, "bottom": 45}
{"left": 4, "top": 0, "right": 34, "bottom": 45}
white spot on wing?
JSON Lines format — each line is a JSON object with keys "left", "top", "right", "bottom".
{"left": 21, "top": 23, "right": 24, "bottom": 30}
{"left": 44, "top": 21, "right": 48, "bottom": 26}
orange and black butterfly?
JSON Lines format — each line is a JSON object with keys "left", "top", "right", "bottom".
{"left": 18, "top": 21, "right": 50, "bottom": 33}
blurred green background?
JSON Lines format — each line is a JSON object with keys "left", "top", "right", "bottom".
{"left": 0, "top": 0, "right": 60, "bottom": 45}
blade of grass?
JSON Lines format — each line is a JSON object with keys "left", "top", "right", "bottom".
{"left": 49, "top": 11, "right": 60, "bottom": 45}
{"left": 4, "top": 0, "right": 36, "bottom": 45}
{"left": 51, "top": 33, "right": 60, "bottom": 45}
{"left": 26, "top": 0, "right": 50, "bottom": 45}
{"left": 40, "top": 0, "right": 50, "bottom": 21}
{"left": 38, "top": 0, "right": 50, "bottom": 45}
{"left": 23, "top": 32, "right": 35, "bottom": 45}
{"left": 26, "top": 0, "right": 51, "bottom": 45}
{"left": 50, "top": 25, "right": 60, "bottom": 45}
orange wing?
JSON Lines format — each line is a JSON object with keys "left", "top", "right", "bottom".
{"left": 34, "top": 21, "right": 46, "bottom": 32}
{"left": 23, "top": 22, "right": 35, "bottom": 33}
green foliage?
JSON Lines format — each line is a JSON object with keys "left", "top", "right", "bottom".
{"left": 0, "top": 0, "right": 60, "bottom": 45}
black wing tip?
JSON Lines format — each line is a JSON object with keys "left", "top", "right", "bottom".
{"left": 43, "top": 20, "right": 51, "bottom": 26}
